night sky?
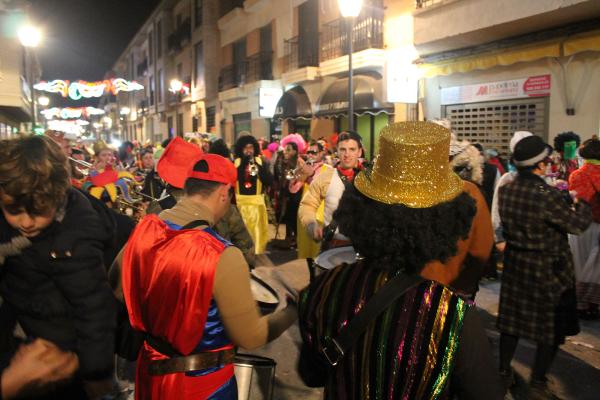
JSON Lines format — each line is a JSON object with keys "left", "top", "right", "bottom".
{"left": 30, "top": 0, "right": 160, "bottom": 82}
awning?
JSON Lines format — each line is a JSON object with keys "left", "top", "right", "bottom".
{"left": 564, "top": 30, "right": 600, "bottom": 56}
{"left": 419, "top": 41, "right": 561, "bottom": 78}
{"left": 273, "top": 86, "right": 312, "bottom": 120}
{"left": 0, "top": 105, "right": 31, "bottom": 124}
{"left": 316, "top": 75, "right": 393, "bottom": 117}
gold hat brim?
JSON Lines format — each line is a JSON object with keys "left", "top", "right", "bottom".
{"left": 354, "top": 167, "right": 464, "bottom": 208}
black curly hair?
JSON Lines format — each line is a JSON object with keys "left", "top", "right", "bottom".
{"left": 554, "top": 131, "right": 581, "bottom": 153}
{"left": 209, "top": 139, "right": 231, "bottom": 159}
{"left": 579, "top": 139, "right": 600, "bottom": 160}
{"left": 333, "top": 185, "right": 476, "bottom": 274}
{"left": 234, "top": 135, "right": 260, "bottom": 159}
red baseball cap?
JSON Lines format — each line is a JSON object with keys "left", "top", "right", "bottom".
{"left": 186, "top": 154, "right": 237, "bottom": 186}
{"left": 157, "top": 137, "right": 203, "bottom": 189}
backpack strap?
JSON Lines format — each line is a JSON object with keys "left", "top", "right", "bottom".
{"left": 322, "top": 274, "right": 424, "bottom": 366}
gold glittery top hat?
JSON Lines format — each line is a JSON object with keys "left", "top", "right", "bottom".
{"left": 354, "top": 121, "right": 463, "bottom": 208}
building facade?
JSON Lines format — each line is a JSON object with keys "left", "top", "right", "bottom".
{"left": 0, "top": 9, "right": 41, "bottom": 138}
{"left": 102, "top": 0, "right": 220, "bottom": 144}
{"left": 414, "top": 0, "right": 600, "bottom": 153}
{"left": 217, "top": 0, "right": 419, "bottom": 159}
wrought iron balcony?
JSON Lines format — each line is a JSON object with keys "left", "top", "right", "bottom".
{"left": 320, "top": 8, "right": 384, "bottom": 63}
{"left": 167, "top": 18, "right": 192, "bottom": 54}
{"left": 246, "top": 51, "right": 273, "bottom": 82}
{"left": 136, "top": 59, "right": 148, "bottom": 77}
{"left": 284, "top": 36, "right": 319, "bottom": 72}
{"left": 218, "top": 63, "right": 247, "bottom": 91}
{"left": 219, "top": 51, "right": 273, "bottom": 91}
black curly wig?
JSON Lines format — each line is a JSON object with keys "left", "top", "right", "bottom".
{"left": 234, "top": 135, "right": 260, "bottom": 159}
{"left": 554, "top": 131, "right": 581, "bottom": 153}
{"left": 333, "top": 185, "right": 476, "bottom": 274}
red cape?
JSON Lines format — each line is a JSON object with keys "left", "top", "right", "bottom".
{"left": 122, "top": 214, "right": 225, "bottom": 355}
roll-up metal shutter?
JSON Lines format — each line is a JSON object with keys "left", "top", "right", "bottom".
{"left": 443, "top": 97, "right": 549, "bottom": 156}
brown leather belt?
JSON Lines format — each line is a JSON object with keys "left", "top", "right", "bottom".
{"left": 148, "top": 348, "right": 236, "bottom": 376}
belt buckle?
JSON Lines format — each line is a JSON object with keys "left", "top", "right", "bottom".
{"left": 322, "top": 338, "right": 344, "bottom": 366}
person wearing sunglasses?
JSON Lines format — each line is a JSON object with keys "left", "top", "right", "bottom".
{"left": 299, "top": 132, "right": 364, "bottom": 249}
{"left": 291, "top": 141, "right": 329, "bottom": 258}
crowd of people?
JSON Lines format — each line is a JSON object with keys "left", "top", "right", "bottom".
{"left": 0, "top": 122, "right": 598, "bottom": 400}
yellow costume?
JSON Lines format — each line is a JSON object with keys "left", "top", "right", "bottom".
{"left": 234, "top": 157, "right": 269, "bottom": 254}
{"left": 296, "top": 164, "right": 328, "bottom": 259}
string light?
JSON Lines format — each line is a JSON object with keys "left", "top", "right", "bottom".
{"left": 41, "top": 107, "right": 105, "bottom": 120}
{"left": 34, "top": 80, "right": 70, "bottom": 97}
{"left": 34, "top": 78, "right": 144, "bottom": 100}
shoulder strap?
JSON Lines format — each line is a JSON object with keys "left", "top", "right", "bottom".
{"left": 323, "top": 273, "right": 424, "bottom": 366}
{"left": 181, "top": 220, "right": 210, "bottom": 230}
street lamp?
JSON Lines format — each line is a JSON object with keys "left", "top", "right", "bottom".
{"left": 169, "top": 79, "right": 183, "bottom": 93}
{"left": 38, "top": 96, "right": 50, "bottom": 106}
{"left": 18, "top": 25, "right": 42, "bottom": 130}
{"left": 18, "top": 25, "right": 41, "bottom": 48}
{"left": 337, "top": 0, "right": 363, "bottom": 131}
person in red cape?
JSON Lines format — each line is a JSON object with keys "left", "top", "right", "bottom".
{"left": 121, "top": 153, "right": 297, "bottom": 400}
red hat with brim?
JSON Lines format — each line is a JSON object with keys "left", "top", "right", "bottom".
{"left": 187, "top": 154, "right": 237, "bottom": 186}
{"left": 157, "top": 137, "right": 203, "bottom": 189}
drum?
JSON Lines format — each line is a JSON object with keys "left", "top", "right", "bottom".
{"left": 234, "top": 354, "right": 276, "bottom": 400}
{"left": 250, "top": 274, "right": 279, "bottom": 314}
{"left": 312, "top": 246, "right": 357, "bottom": 278}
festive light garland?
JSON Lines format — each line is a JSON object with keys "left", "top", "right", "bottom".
{"left": 41, "top": 107, "right": 106, "bottom": 120}
{"left": 34, "top": 78, "right": 144, "bottom": 100}
{"left": 47, "top": 120, "right": 85, "bottom": 135}
{"left": 33, "top": 80, "right": 70, "bottom": 97}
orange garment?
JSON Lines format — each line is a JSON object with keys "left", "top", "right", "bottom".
{"left": 420, "top": 181, "right": 493, "bottom": 293}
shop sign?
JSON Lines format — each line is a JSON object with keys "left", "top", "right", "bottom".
{"left": 441, "top": 75, "right": 551, "bottom": 105}
{"left": 259, "top": 88, "right": 283, "bottom": 118}
{"left": 386, "top": 63, "right": 419, "bottom": 104}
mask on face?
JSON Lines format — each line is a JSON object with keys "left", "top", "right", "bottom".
{"left": 563, "top": 141, "right": 577, "bottom": 160}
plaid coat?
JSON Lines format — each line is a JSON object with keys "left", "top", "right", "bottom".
{"left": 497, "top": 173, "right": 591, "bottom": 344}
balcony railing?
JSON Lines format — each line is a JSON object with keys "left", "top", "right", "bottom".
{"left": 137, "top": 100, "right": 148, "bottom": 115}
{"left": 136, "top": 59, "right": 148, "bottom": 77}
{"left": 219, "top": 51, "right": 274, "bottom": 91}
{"left": 246, "top": 51, "right": 273, "bottom": 82}
{"left": 284, "top": 36, "right": 319, "bottom": 72}
{"left": 167, "top": 18, "right": 192, "bottom": 53}
{"left": 219, "top": 63, "right": 246, "bottom": 91}
{"left": 320, "top": 8, "right": 384, "bottom": 63}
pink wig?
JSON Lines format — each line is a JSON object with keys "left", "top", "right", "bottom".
{"left": 280, "top": 133, "right": 307, "bottom": 154}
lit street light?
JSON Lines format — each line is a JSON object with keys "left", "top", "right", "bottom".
{"left": 19, "top": 24, "right": 42, "bottom": 129}
{"left": 18, "top": 25, "right": 41, "bottom": 48}
{"left": 38, "top": 96, "right": 50, "bottom": 106}
{"left": 169, "top": 79, "right": 183, "bottom": 93}
{"left": 337, "top": 0, "right": 363, "bottom": 131}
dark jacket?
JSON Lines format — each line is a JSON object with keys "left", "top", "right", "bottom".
{"left": 235, "top": 156, "right": 273, "bottom": 195}
{"left": 0, "top": 189, "right": 117, "bottom": 379}
{"left": 497, "top": 172, "right": 591, "bottom": 344}
{"left": 141, "top": 169, "right": 166, "bottom": 200}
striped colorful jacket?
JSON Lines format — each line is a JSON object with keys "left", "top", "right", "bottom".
{"left": 299, "top": 262, "right": 471, "bottom": 400}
